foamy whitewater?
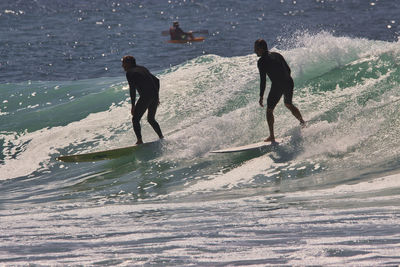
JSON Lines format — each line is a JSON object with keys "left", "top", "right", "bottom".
{"left": 1, "top": 0, "right": 400, "bottom": 265}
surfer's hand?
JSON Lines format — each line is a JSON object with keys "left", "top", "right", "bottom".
{"left": 259, "top": 97, "right": 264, "bottom": 107}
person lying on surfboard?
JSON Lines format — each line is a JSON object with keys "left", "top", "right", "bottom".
{"left": 169, "top": 21, "right": 194, "bottom": 41}
{"left": 254, "top": 39, "right": 305, "bottom": 143}
{"left": 122, "top": 56, "right": 164, "bottom": 145}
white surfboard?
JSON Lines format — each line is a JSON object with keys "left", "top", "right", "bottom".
{"left": 210, "top": 139, "right": 282, "bottom": 154}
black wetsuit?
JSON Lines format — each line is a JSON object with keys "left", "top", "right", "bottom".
{"left": 126, "top": 65, "right": 163, "bottom": 140}
{"left": 257, "top": 51, "right": 294, "bottom": 109}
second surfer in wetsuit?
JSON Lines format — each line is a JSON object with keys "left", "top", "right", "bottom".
{"left": 254, "top": 39, "right": 305, "bottom": 142}
{"left": 122, "top": 55, "right": 164, "bottom": 144}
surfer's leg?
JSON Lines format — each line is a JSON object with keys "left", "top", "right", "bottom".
{"left": 285, "top": 103, "right": 305, "bottom": 126}
{"left": 283, "top": 84, "right": 305, "bottom": 125}
{"left": 147, "top": 98, "right": 164, "bottom": 139}
{"left": 265, "top": 87, "right": 282, "bottom": 142}
{"left": 265, "top": 108, "right": 275, "bottom": 142}
{"left": 132, "top": 97, "right": 147, "bottom": 144}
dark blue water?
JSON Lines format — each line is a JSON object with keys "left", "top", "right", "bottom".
{"left": 1, "top": 0, "right": 400, "bottom": 265}
{"left": 1, "top": 0, "right": 398, "bottom": 82}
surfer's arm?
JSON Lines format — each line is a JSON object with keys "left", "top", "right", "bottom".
{"left": 283, "top": 61, "right": 291, "bottom": 76}
{"left": 129, "top": 88, "right": 136, "bottom": 103}
{"left": 151, "top": 74, "right": 160, "bottom": 95}
{"left": 280, "top": 54, "right": 291, "bottom": 76}
{"left": 258, "top": 68, "right": 267, "bottom": 107}
{"left": 129, "top": 87, "right": 136, "bottom": 115}
{"left": 126, "top": 73, "right": 136, "bottom": 115}
{"left": 150, "top": 74, "right": 160, "bottom": 105}
{"left": 126, "top": 73, "right": 136, "bottom": 103}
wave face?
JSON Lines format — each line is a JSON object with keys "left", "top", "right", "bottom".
{"left": 1, "top": 32, "right": 400, "bottom": 265}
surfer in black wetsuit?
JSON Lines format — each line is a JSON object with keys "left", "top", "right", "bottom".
{"left": 122, "top": 55, "right": 164, "bottom": 145}
{"left": 169, "top": 21, "right": 194, "bottom": 41}
{"left": 254, "top": 39, "right": 305, "bottom": 142}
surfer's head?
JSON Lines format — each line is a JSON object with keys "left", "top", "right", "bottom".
{"left": 254, "top": 39, "right": 268, "bottom": 56}
{"left": 173, "top": 21, "right": 179, "bottom": 27}
{"left": 122, "top": 55, "right": 136, "bottom": 71}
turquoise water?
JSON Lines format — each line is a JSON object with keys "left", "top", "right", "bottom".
{"left": 1, "top": 0, "right": 400, "bottom": 265}
{"left": 2, "top": 32, "right": 400, "bottom": 265}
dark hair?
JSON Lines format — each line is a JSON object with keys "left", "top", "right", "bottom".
{"left": 122, "top": 55, "right": 136, "bottom": 66}
{"left": 254, "top": 39, "right": 268, "bottom": 51}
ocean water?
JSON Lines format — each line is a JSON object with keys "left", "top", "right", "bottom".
{"left": 1, "top": 0, "right": 400, "bottom": 265}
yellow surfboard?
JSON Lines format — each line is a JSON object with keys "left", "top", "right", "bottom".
{"left": 57, "top": 140, "right": 160, "bottom": 162}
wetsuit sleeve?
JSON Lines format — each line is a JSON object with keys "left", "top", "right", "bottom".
{"left": 149, "top": 74, "right": 160, "bottom": 98}
{"left": 280, "top": 54, "right": 291, "bottom": 76}
{"left": 258, "top": 61, "right": 267, "bottom": 98}
{"left": 126, "top": 72, "right": 136, "bottom": 104}
{"left": 153, "top": 75, "right": 160, "bottom": 92}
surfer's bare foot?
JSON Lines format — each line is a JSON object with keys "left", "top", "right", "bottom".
{"left": 136, "top": 139, "right": 143, "bottom": 145}
{"left": 300, "top": 120, "right": 306, "bottom": 128}
{"left": 264, "top": 136, "right": 275, "bottom": 143}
